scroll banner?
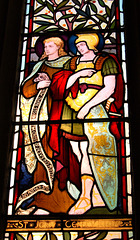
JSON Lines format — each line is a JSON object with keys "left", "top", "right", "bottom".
{"left": 16, "top": 89, "right": 55, "bottom": 210}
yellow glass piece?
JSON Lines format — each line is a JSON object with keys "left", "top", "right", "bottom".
{"left": 75, "top": 33, "right": 99, "bottom": 50}
{"left": 66, "top": 62, "right": 103, "bottom": 111}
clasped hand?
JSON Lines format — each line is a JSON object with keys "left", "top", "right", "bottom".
{"left": 34, "top": 73, "right": 51, "bottom": 89}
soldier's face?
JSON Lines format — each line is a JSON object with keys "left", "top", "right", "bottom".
{"left": 76, "top": 41, "right": 89, "bottom": 55}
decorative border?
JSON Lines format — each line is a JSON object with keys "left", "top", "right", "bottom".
{"left": 6, "top": 218, "right": 132, "bottom": 232}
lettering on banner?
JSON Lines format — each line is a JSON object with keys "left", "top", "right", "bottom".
{"left": 6, "top": 219, "right": 133, "bottom": 231}
{"left": 63, "top": 219, "right": 133, "bottom": 230}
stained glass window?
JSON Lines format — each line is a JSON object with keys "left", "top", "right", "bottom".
{"left": 4, "top": 0, "right": 134, "bottom": 239}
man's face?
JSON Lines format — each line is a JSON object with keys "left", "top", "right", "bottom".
{"left": 44, "top": 41, "right": 59, "bottom": 56}
{"left": 76, "top": 41, "right": 89, "bottom": 55}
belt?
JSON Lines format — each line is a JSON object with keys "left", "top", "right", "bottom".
{"left": 79, "top": 83, "right": 102, "bottom": 93}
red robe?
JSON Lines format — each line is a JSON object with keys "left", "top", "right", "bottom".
{"left": 49, "top": 70, "right": 80, "bottom": 190}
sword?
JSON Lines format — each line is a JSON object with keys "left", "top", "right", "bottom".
{"left": 105, "top": 97, "right": 122, "bottom": 117}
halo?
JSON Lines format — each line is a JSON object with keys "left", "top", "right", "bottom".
{"left": 35, "top": 35, "right": 69, "bottom": 57}
{"left": 68, "top": 33, "right": 104, "bottom": 54}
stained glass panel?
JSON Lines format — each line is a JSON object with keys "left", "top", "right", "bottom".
{"left": 5, "top": 0, "right": 134, "bottom": 239}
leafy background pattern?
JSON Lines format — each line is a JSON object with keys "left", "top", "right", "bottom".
{"left": 33, "top": 0, "right": 117, "bottom": 43}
